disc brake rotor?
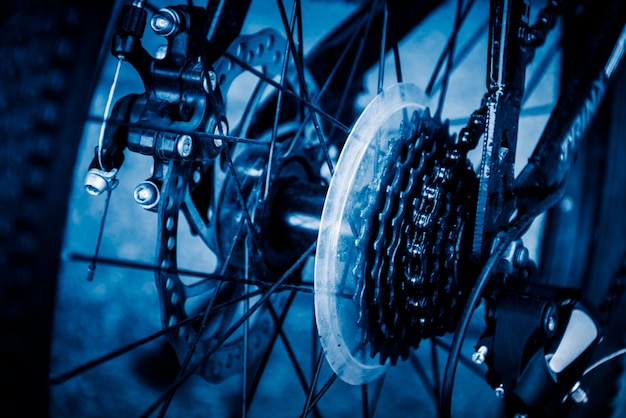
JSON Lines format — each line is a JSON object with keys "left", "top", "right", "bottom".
{"left": 156, "top": 28, "right": 293, "bottom": 383}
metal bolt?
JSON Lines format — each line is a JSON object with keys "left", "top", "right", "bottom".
{"left": 176, "top": 134, "right": 193, "bottom": 158}
{"left": 213, "top": 121, "right": 228, "bottom": 147}
{"left": 513, "top": 246, "right": 529, "bottom": 268}
{"left": 543, "top": 305, "right": 558, "bottom": 337}
{"left": 150, "top": 8, "right": 179, "bottom": 37}
{"left": 133, "top": 181, "right": 160, "bottom": 209}
{"left": 570, "top": 382, "right": 588, "bottom": 404}
{"left": 155, "top": 44, "right": 168, "bottom": 60}
{"left": 472, "top": 346, "right": 488, "bottom": 365}
{"left": 495, "top": 385, "right": 505, "bottom": 399}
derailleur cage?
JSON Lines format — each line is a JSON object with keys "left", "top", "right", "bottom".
{"left": 476, "top": 279, "right": 602, "bottom": 415}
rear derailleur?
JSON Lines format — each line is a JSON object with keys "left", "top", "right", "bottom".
{"left": 475, "top": 239, "right": 602, "bottom": 416}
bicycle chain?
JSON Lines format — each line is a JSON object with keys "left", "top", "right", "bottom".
{"left": 354, "top": 109, "right": 477, "bottom": 365}
{"left": 524, "top": 0, "right": 562, "bottom": 57}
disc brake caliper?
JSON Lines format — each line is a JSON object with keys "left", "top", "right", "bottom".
{"left": 476, "top": 278, "right": 602, "bottom": 415}
{"left": 84, "top": 3, "right": 226, "bottom": 199}
{"left": 82, "top": 3, "right": 289, "bottom": 383}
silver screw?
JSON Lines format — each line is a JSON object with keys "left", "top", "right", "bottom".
{"left": 570, "top": 382, "right": 588, "bottom": 404}
{"left": 176, "top": 134, "right": 193, "bottom": 158}
{"left": 133, "top": 181, "right": 160, "bottom": 209}
{"left": 495, "top": 385, "right": 505, "bottom": 399}
{"left": 543, "top": 305, "right": 558, "bottom": 337}
{"left": 150, "top": 8, "right": 179, "bottom": 37}
{"left": 472, "top": 346, "right": 488, "bottom": 365}
{"left": 84, "top": 168, "right": 119, "bottom": 196}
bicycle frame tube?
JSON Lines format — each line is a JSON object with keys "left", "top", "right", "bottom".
{"left": 516, "top": 9, "right": 626, "bottom": 206}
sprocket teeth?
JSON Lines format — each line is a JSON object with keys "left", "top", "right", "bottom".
{"left": 353, "top": 107, "right": 477, "bottom": 365}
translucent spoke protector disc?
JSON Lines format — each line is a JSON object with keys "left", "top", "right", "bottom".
{"left": 314, "top": 83, "right": 426, "bottom": 385}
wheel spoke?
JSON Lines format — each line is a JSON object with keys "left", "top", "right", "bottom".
{"left": 49, "top": 313, "right": 202, "bottom": 385}
{"left": 430, "top": 338, "right": 441, "bottom": 407}
{"left": 315, "top": 13, "right": 367, "bottom": 105}
{"left": 264, "top": 0, "right": 296, "bottom": 201}
{"left": 303, "top": 372, "right": 338, "bottom": 418}
{"left": 222, "top": 143, "right": 262, "bottom": 247}
{"left": 157, "top": 281, "right": 226, "bottom": 416}
{"left": 330, "top": 0, "right": 379, "bottom": 137}
{"left": 425, "top": 0, "right": 477, "bottom": 97}
{"left": 409, "top": 350, "right": 437, "bottom": 406}
{"left": 276, "top": 0, "right": 335, "bottom": 176}
{"left": 266, "top": 300, "right": 322, "bottom": 417}
{"left": 367, "top": 374, "right": 386, "bottom": 418}
{"left": 301, "top": 348, "right": 326, "bottom": 418}
{"left": 435, "top": 0, "right": 466, "bottom": 117}
{"left": 140, "top": 242, "right": 316, "bottom": 418}
{"left": 388, "top": 5, "right": 403, "bottom": 83}
{"left": 522, "top": 34, "right": 562, "bottom": 107}
{"left": 86, "top": 114, "right": 273, "bottom": 147}
{"left": 242, "top": 241, "right": 250, "bottom": 418}
{"left": 245, "top": 292, "right": 298, "bottom": 411}
{"left": 361, "top": 384, "right": 370, "bottom": 418}
{"left": 427, "top": 15, "right": 488, "bottom": 97}
{"left": 221, "top": 50, "right": 349, "bottom": 135}
{"left": 377, "top": 0, "right": 389, "bottom": 94}
{"left": 281, "top": 11, "right": 369, "bottom": 160}
{"left": 65, "top": 253, "right": 314, "bottom": 294}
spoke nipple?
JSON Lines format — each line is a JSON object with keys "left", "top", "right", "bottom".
{"left": 472, "top": 345, "right": 488, "bottom": 365}
{"left": 133, "top": 181, "right": 160, "bottom": 210}
{"left": 176, "top": 134, "right": 193, "bottom": 158}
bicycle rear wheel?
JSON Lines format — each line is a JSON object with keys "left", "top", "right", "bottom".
{"left": 0, "top": 1, "right": 114, "bottom": 415}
